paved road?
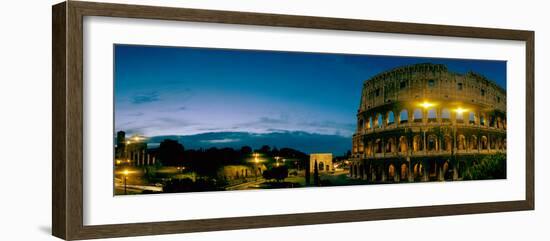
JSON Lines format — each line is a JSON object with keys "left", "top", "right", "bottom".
{"left": 225, "top": 178, "right": 266, "bottom": 190}
{"left": 114, "top": 178, "right": 163, "bottom": 192}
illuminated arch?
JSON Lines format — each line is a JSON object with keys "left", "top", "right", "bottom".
{"left": 427, "top": 108, "right": 437, "bottom": 122}
{"left": 386, "top": 137, "right": 396, "bottom": 153}
{"left": 441, "top": 108, "right": 451, "bottom": 122}
{"left": 443, "top": 135, "right": 452, "bottom": 151}
{"left": 470, "top": 135, "right": 478, "bottom": 150}
{"left": 400, "top": 163, "right": 408, "bottom": 180}
{"left": 398, "top": 136, "right": 408, "bottom": 153}
{"left": 375, "top": 139, "right": 383, "bottom": 153}
{"left": 469, "top": 112, "right": 476, "bottom": 125}
{"left": 481, "top": 136, "right": 488, "bottom": 150}
{"left": 457, "top": 135, "right": 466, "bottom": 150}
{"left": 413, "top": 135, "right": 423, "bottom": 152}
{"left": 456, "top": 111, "right": 464, "bottom": 123}
{"left": 387, "top": 111, "right": 395, "bottom": 125}
{"left": 388, "top": 164, "right": 396, "bottom": 180}
{"left": 367, "top": 116, "right": 373, "bottom": 129}
{"left": 400, "top": 109, "right": 409, "bottom": 123}
{"left": 427, "top": 135, "right": 437, "bottom": 151}
{"left": 413, "top": 108, "right": 423, "bottom": 122}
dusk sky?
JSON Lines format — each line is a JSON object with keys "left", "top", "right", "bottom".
{"left": 114, "top": 44, "right": 506, "bottom": 140}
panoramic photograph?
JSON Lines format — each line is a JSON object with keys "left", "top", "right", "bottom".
{"left": 113, "top": 44, "right": 507, "bottom": 195}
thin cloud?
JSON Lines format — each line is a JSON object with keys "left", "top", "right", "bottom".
{"left": 201, "top": 138, "right": 241, "bottom": 144}
{"left": 131, "top": 92, "right": 160, "bottom": 104}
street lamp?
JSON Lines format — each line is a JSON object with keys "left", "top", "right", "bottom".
{"left": 123, "top": 169, "right": 129, "bottom": 195}
{"left": 253, "top": 153, "right": 260, "bottom": 164}
{"left": 274, "top": 156, "right": 281, "bottom": 167}
{"left": 252, "top": 153, "right": 261, "bottom": 180}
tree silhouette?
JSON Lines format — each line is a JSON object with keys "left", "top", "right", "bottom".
{"left": 305, "top": 158, "right": 311, "bottom": 185}
{"left": 259, "top": 145, "right": 271, "bottom": 154}
{"left": 313, "top": 160, "right": 320, "bottom": 186}
{"left": 157, "top": 139, "right": 184, "bottom": 166}
{"left": 262, "top": 166, "right": 289, "bottom": 182}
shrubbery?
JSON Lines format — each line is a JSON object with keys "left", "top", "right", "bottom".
{"left": 262, "top": 166, "right": 289, "bottom": 182}
{"left": 464, "top": 153, "right": 506, "bottom": 180}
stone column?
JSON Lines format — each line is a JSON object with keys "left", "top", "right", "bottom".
{"left": 396, "top": 166, "right": 401, "bottom": 183}
{"left": 407, "top": 162, "right": 413, "bottom": 182}
{"left": 423, "top": 130, "right": 427, "bottom": 154}
{"left": 371, "top": 165, "right": 376, "bottom": 182}
{"left": 438, "top": 163, "right": 444, "bottom": 181}
{"left": 422, "top": 161, "right": 429, "bottom": 182}
{"left": 453, "top": 165, "right": 459, "bottom": 181}
{"left": 382, "top": 139, "right": 386, "bottom": 158}
{"left": 423, "top": 109, "right": 427, "bottom": 124}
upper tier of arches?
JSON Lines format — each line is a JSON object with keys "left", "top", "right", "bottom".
{"left": 357, "top": 106, "right": 506, "bottom": 133}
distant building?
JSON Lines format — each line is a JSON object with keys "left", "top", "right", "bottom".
{"left": 115, "top": 131, "right": 126, "bottom": 158}
{"left": 218, "top": 165, "right": 266, "bottom": 180}
{"left": 114, "top": 131, "right": 156, "bottom": 166}
{"left": 309, "top": 153, "right": 333, "bottom": 173}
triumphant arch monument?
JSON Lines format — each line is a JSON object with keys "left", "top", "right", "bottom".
{"left": 350, "top": 63, "right": 506, "bottom": 182}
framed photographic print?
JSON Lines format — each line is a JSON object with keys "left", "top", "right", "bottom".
{"left": 52, "top": 1, "right": 534, "bottom": 240}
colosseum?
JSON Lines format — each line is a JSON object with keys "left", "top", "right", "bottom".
{"left": 349, "top": 63, "right": 506, "bottom": 182}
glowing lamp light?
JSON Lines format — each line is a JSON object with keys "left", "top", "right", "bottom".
{"left": 455, "top": 107, "right": 467, "bottom": 114}
{"left": 123, "top": 169, "right": 129, "bottom": 176}
{"left": 419, "top": 101, "right": 435, "bottom": 109}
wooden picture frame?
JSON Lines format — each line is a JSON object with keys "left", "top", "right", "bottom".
{"left": 52, "top": 1, "right": 534, "bottom": 240}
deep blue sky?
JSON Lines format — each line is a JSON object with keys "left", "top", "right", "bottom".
{"left": 114, "top": 44, "right": 506, "bottom": 139}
